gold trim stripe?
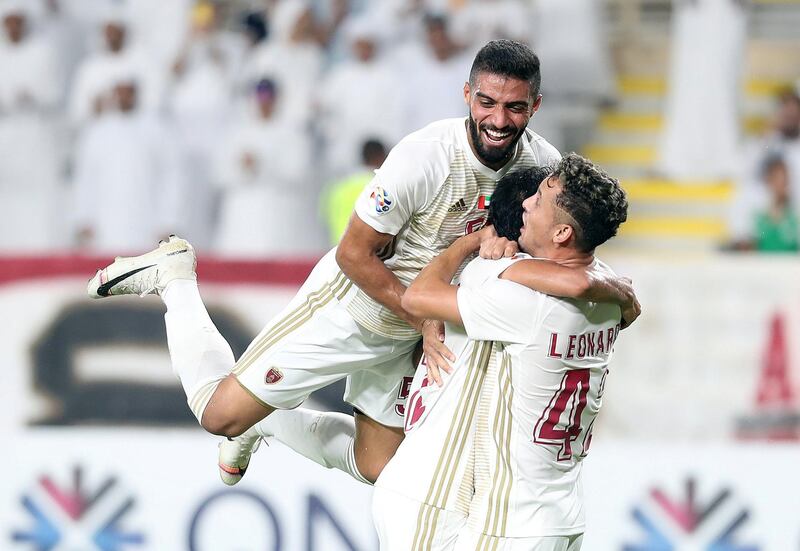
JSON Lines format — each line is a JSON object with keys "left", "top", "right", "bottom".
{"left": 189, "top": 381, "right": 220, "bottom": 417}
{"left": 482, "top": 350, "right": 514, "bottom": 538}
{"left": 232, "top": 272, "right": 351, "bottom": 377}
{"left": 498, "top": 353, "right": 514, "bottom": 536}
{"left": 476, "top": 532, "right": 500, "bottom": 551}
{"left": 410, "top": 341, "right": 491, "bottom": 551}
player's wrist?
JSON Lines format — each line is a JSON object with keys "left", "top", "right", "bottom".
{"left": 459, "top": 232, "right": 482, "bottom": 253}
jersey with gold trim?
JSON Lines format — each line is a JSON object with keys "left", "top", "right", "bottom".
{"left": 374, "top": 319, "right": 489, "bottom": 518}
{"left": 351, "top": 117, "right": 560, "bottom": 340}
{"left": 457, "top": 255, "right": 622, "bottom": 538}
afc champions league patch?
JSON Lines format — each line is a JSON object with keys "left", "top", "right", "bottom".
{"left": 264, "top": 367, "right": 284, "bottom": 385}
{"left": 370, "top": 186, "right": 394, "bottom": 215}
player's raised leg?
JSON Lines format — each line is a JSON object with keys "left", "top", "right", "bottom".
{"left": 239, "top": 408, "right": 371, "bottom": 484}
{"left": 221, "top": 405, "right": 404, "bottom": 486}
{"left": 87, "top": 236, "right": 274, "bottom": 436}
{"left": 220, "top": 337, "right": 416, "bottom": 486}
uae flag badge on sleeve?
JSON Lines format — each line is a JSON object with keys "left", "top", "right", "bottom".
{"left": 478, "top": 195, "right": 491, "bottom": 210}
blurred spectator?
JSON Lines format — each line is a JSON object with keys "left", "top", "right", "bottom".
{"left": 398, "top": 13, "right": 472, "bottom": 134}
{"left": 451, "top": 0, "right": 533, "bottom": 49}
{"left": 213, "top": 78, "right": 322, "bottom": 257}
{"left": 532, "top": 0, "right": 613, "bottom": 101}
{"left": 531, "top": 0, "right": 615, "bottom": 151}
{"left": 363, "top": 0, "right": 427, "bottom": 47}
{"left": 168, "top": 2, "right": 242, "bottom": 247}
{"left": 729, "top": 156, "right": 798, "bottom": 253}
{"left": 240, "top": 9, "right": 268, "bottom": 49}
{"left": 659, "top": 0, "right": 746, "bottom": 180}
{"left": 0, "top": 1, "right": 65, "bottom": 252}
{"left": 68, "top": 8, "right": 163, "bottom": 126}
{"left": 125, "top": 0, "right": 193, "bottom": 71}
{"left": 0, "top": 2, "right": 62, "bottom": 113}
{"left": 320, "top": 138, "right": 388, "bottom": 245}
{"left": 729, "top": 90, "right": 800, "bottom": 246}
{"left": 39, "top": 0, "right": 85, "bottom": 102}
{"left": 241, "top": 0, "right": 338, "bottom": 125}
{"left": 316, "top": 14, "right": 402, "bottom": 176}
{"left": 71, "top": 79, "right": 185, "bottom": 253}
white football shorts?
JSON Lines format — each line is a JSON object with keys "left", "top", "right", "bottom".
{"left": 372, "top": 486, "right": 466, "bottom": 551}
{"left": 233, "top": 249, "right": 418, "bottom": 427}
{"left": 454, "top": 528, "right": 583, "bottom": 551}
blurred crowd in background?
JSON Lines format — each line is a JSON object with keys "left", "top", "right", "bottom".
{"left": 0, "top": 0, "right": 797, "bottom": 257}
{"left": 0, "top": 0, "right": 615, "bottom": 257}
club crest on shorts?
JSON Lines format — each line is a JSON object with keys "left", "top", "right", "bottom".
{"left": 264, "top": 367, "right": 284, "bottom": 385}
{"left": 369, "top": 186, "right": 393, "bottom": 215}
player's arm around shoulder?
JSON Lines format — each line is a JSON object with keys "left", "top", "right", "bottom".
{"left": 499, "top": 260, "right": 641, "bottom": 328}
{"left": 402, "top": 230, "right": 487, "bottom": 325}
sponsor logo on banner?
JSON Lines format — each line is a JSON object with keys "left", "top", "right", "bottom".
{"left": 11, "top": 465, "right": 144, "bottom": 550}
{"left": 736, "top": 312, "right": 800, "bottom": 441}
{"left": 625, "top": 476, "right": 759, "bottom": 550}
{"left": 369, "top": 186, "right": 393, "bottom": 215}
{"left": 189, "top": 489, "right": 370, "bottom": 551}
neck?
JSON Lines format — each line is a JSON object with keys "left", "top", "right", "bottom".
{"left": 528, "top": 245, "right": 594, "bottom": 267}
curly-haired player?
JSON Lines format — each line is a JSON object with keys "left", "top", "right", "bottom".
{"left": 374, "top": 154, "right": 631, "bottom": 551}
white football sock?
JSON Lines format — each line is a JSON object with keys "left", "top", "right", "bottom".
{"left": 162, "top": 279, "right": 234, "bottom": 421}
{"left": 255, "top": 408, "right": 370, "bottom": 485}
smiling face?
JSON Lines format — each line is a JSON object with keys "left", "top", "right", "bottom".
{"left": 464, "top": 72, "right": 541, "bottom": 170}
{"left": 519, "top": 174, "right": 575, "bottom": 256}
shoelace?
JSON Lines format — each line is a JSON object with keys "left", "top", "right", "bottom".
{"left": 114, "top": 268, "right": 159, "bottom": 297}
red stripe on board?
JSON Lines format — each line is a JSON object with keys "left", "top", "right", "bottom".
{"left": 0, "top": 255, "right": 320, "bottom": 286}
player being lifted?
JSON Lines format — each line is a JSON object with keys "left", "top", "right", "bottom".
{"left": 87, "top": 40, "right": 637, "bottom": 487}
{"left": 374, "top": 155, "right": 629, "bottom": 550}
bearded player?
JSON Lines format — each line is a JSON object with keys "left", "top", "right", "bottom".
{"left": 87, "top": 41, "right": 636, "bottom": 490}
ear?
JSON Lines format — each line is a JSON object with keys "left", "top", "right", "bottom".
{"left": 530, "top": 94, "right": 543, "bottom": 116}
{"left": 463, "top": 81, "right": 471, "bottom": 105}
{"left": 552, "top": 224, "right": 573, "bottom": 246}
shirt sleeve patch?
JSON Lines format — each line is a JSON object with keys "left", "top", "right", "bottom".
{"left": 369, "top": 185, "right": 395, "bottom": 215}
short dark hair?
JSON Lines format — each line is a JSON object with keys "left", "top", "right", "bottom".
{"left": 488, "top": 166, "right": 551, "bottom": 241}
{"left": 361, "top": 138, "right": 387, "bottom": 166}
{"left": 469, "top": 39, "right": 541, "bottom": 97}
{"left": 551, "top": 153, "right": 628, "bottom": 252}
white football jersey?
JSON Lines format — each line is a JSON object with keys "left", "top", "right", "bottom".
{"left": 457, "top": 255, "right": 621, "bottom": 538}
{"left": 351, "top": 117, "right": 560, "bottom": 339}
{"left": 375, "top": 254, "right": 621, "bottom": 541}
{"left": 376, "top": 321, "right": 488, "bottom": 511}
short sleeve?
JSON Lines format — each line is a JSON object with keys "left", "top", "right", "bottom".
{"left": 457, "top": 279, "right": 542, "bottom": 343}
{"left": 354, "top": 139, "right": 451, "bottom": 235}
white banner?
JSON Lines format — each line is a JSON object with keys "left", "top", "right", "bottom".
{"left": 597, "top": 254, "right": 800, "bottom": 442}
{"left": 3, "top": 429, "right": 376, "bottom": 551}
{"left": 1, "top": 255, "right": 800, "bottom": 440}
{"left": 2, "top": 431, "right": 798, "bottom": 550}
{"left": 583, "top": 442, "right": 799, "bottom": 550}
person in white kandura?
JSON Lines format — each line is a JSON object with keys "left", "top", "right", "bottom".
{"left": 374, "top": 155, "right": 630, "bottom": 551}
{"left": 87, "top": 40, "right": 638, "bottom": 490}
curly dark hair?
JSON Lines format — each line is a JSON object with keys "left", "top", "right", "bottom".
{"left": 551, "top": 153, "right": 628, "bottom": 252}
{"left": 488, "top": 166, "right": 551, "bottom": 242}
{"left": 469, "top": 39, "right": 541, "bottom": 97}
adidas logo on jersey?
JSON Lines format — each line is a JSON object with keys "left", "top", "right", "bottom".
{"left": 447, "top": 198, "right": 468, "bottom": 213}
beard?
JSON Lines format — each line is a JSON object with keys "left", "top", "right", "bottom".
{"left": 467, "top": 112, "right": 527, "bottom": 166}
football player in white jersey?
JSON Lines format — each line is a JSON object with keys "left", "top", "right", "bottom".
{"left": 86, "top": 41, "right": 636, "bottom": 491}
{"left": 375, "top": 154, "right": 629, "bottom": 551}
